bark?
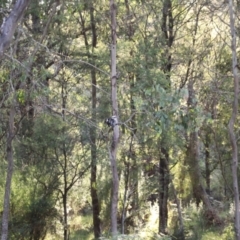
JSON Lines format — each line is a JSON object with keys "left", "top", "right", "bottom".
{"left": 79, "top": 3, "right": 101, "bottom": 237}
{"left": 157, "top": 0, "right": 174, "bottom": 234}
{"left": 1, "top": 104, "right": 16, "bottom": 240}
{"left": 63, "top": 192, "right": 68, "bottom": 240}
{"left": 171, "top": 182, "right": 185, "bottom": 240}
{"left": 62, "top": 159, "right": 69, "bottom": 240}
{"left": 186, "top": 130, "right": 205, "bottom": 207}
{"left": 228, "top": 0, "right": 240, "bottom": 238}
{"left": 186, "top": 82, "right": 220, "bottom": 224}
{"left": 121, "top": 156, "right": 130, "bottom": 234}
{"left": 61, "top": 82, "right": 69, "bottom": 240}
{"left": 0, "top": 0, "right": 31, "bottom": 57}
{"left": 158, "top": 146, "right": 169, "bottom": 234}
{"left": 205, "top": 132, "right": 211, "bottom": 192}
{"left": 110, "top": 0, "right": 119, "bottom": 236}
{"left": 89, "top": 6, "right": 101, "bottom": 238}
{"left": 161, "top": 0, "right": 174, "bottom": 75}
{"left": 90, "top": 57, "right": 101, "bottom": 239}
{"left": 128, "top": 21, "right": 138, "bottom": 228}
{"left": 186, "top": 130, "right": 218, "bottom": 224}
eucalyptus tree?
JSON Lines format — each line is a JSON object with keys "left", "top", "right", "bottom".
{"left": 0, "top": 0, "right": 31, "bottom": 57}
{"left": 0, "top": 1, "right": 31, "bottom": 239}
{"left": 109, "top": 0, "right": 120, "bottom": 236}
{"left": 228, "top": 0, "right": 240, "bottom": 238}
{"left": 77, "top": 1, "right": 102, "bottom": 237}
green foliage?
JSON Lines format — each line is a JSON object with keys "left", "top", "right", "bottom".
{"left": 221, "top": 224, "right": 235, "bottom": 240}
{"left": 181, "top": 202, "right": 235, "bottom": 240}
{"left": 0, "top": 0, "right": 239, "bottom": 239}
{"left": 9, "top": 196, "right": 58, "bottom": 240}
{"left": 69, "top": 215, "right": 94, "bottom": 240}
{"left": 17, "top": 89, "right": 25, "bottom": 104}
{"left": 1, "top": 172, "right": 58, "bottom": 240}
{"left": 99, "top": 233, "right": 171, "bottom": 240}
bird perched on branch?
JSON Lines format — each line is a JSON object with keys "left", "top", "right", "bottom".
{"left": 105, "top": 115, "right": 118, "bottom": 127}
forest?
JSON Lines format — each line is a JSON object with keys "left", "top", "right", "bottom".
{"left": 0, "top": 0, "right": 239, "bottom": 239}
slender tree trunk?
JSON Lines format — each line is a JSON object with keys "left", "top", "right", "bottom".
{"left": 228, "top": 0, "right": 240, "bottom": 238}
{"left": 121, "top": 157, "right": 130, "bottom": 234}
{"left": 90, "top": 41, "right": 101, "bottom": 240}
{"left": 157, "top": 0, "right": 174, "bottom": 234}
{"left": 109, "top": 0, "right": 119, "bottom": 236}
{"left": 205, "top": 132, "right": 211, "bottom": 193}
{"left": 1, "top": 104, "right": 16, "bottom": 240}
{"left": 170, "top": 181, "right": 185, "bottom": 239}
{"left": 89, "top": 5, "right": 101, "bottom": 239}
{"left": 79, "top": 4, "right": 101, "bottom": 237}
{"left": 61, "top": 83, "right": 69, "bottom": 240}
{"left": 62, "top": 174, "right": 68, "bottom": 240}
{"left": 129, "top": 74, "right": 138, "bottom": 224}
{"left": 158, "top": 146, "right": 169, "bottom": 234}
{"left": 63, "top": 192, "right": 68, "bottom": 240}
{"left": 81, "top": 3, "right": 101, "bottom": 237}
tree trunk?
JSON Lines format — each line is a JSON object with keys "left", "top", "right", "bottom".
{"left": 228, "top": 0, "right": 240, "bottom": 238}
{"left": 158, "top": 0, "right": 174, "bottom": 234}
{"left": 109, "top": 0, "right": 119, "bottom": 236}
{"left": 90, "top": 35, "right": 101, "bottom": 240}
{"left": 170, "top": 181, "right": 185, "bottom": 239}
{"left": 186, "top": 130, "right": 205, "bottom": 207}
{"left": 89, "top": 5, "right": 101, "bottom": 238}
{"left": 121, "top": 157, "right": 130, "bottom": 234}
{"left": 186, "top": 82, "right": 220, "bottom": 224}
{"left": 158, "top": 146, "right": 169, "bottom": 234}
{"left": 62, "top": 193, "right": 68, "bottom": 240}
{"left": 79, "top": 4, "right": 101, "bottom": 237}
{"left": 205, "top": 132, "right": 211, "bottom": 193}
{"left": 90, "top": 65, "right": 101, "bottom": 240}
{"left": 0, "top": 0, "right": 31, "bottom": 57}
{"left": 81, "top": 3, "right": 102, "bottom": 238}
{"left": 1, "top": 105, "right": 16, "bottom": 240}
